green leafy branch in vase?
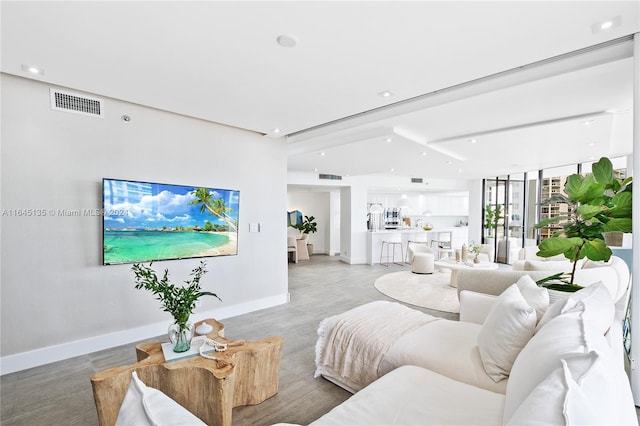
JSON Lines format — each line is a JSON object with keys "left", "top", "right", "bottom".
{"left": 132, "top": 261, "right": 221, "bottom": 331}
{"left": 534, "top": 157, "right": 632, "bottom": 289}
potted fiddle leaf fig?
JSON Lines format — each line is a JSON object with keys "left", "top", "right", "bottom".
{"left": 534, "top": 157, "right": 632, "bottom": 291}
{"left": 484, "top": 204, "right": 503, "bottom": 236}
{"left": 293, "top": 215, "right": 317, "bottom": 255}
{"left": 294, "top": 215, "right": 317, "bottom": 235}
{"left": 132, "top": 261, "right": 221, "bottom": 352}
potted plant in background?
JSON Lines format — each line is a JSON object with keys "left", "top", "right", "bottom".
{"left": 132, "top": 260, "right": 221, "bottom": 352}
{"left": 534, "top": 157, "right": 632, "bottom": 291}
{"left": 469, "top": 241, "right": 483, "bottom": 263}
{"left": 484, "top": 204, "right": 503, "bottom": 237}
{"left": 293, "top": 215, "right": 318, "bottom": 255}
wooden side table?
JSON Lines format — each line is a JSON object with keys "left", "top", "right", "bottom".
{"left": 91, "top": 319, "right": 284, "bottom": 426}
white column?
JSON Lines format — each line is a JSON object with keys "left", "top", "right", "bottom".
{"left": 630, "top": 32, "right": 640, "bottom": 406}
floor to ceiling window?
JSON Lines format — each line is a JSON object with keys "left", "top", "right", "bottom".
{"left": 539, "top": 164, "right": 579, "bottom": 242}
{"left": 481, "top": 156, "right": 629, "bottom": 264}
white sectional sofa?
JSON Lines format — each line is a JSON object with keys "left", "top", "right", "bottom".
{"left": 458, "top": 256, "right": 630, "bottom": 308}
{"left": 310, "top": 257, "right": 635, "bottom": 425}
{"left": 310, "top": 279, "right": 637, "bottom": 425}
{"left": 511, "top": 245, "right": 572, "bottom": 271}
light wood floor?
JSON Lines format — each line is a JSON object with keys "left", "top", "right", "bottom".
{"left": 0, "top": 255, "right": 457, "bottom": 426}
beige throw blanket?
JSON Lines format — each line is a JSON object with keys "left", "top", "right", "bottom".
{"left": 315, "top": 301, "right": 440, "bottom": 389}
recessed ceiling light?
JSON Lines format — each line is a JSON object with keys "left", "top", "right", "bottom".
{"left": 458, "top": 169, "right": 463, "bottom": 173}
{"left": 446, "top": 160, "right": 453, "bottom": 165}
{"left": 421, "top": 152, "right": 427, "bottom": 156}
{"left": 591, "top": 16, "right": 621, "bottom": 34}
{"left": 470, "top": 139, "right": 477, "bottom": 144}
{"left": 378, "top": 90, "right": 395, "bottom": 98}
{"left": 583, "top": 120, "right": 594, "bottom": 125}
{"left": 587, "top": 142, "right": 598, "bottom": 147}
{"left": 276, "top": 34, "right": 298, "bottom": 48}
{"left": 272, "top": 128, "right": 281, "bottom": 134}
{"left": 21, "top": 64, "right": 44, "bottom": 75}
{"left": 390, "top": 168, "right": 395, "bottom": 172}
{"left": 319, "top": 152, "right": 326, "bottom": 156}
{"left": 385, "top": 138, "right": 393, "bottom": 143}
{"left": 313, "top": 168, "right": 318, "bottom": 172}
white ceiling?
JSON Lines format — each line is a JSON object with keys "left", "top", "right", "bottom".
{"left": 2, "top": 1, "right": 638, "bottom": 182}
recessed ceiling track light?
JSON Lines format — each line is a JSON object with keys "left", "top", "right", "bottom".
{"left": 591, "top": 16, "right": 621, "bottom": 34}
{"left": 378, "top": 90, "right": 395, "bottom": 98}
{"left": 21, "top": 64, "right": 44, "bottom": 75}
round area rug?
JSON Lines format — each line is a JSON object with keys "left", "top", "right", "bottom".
{"left": 374, "top": 270, "right": 459, "bottom": 313}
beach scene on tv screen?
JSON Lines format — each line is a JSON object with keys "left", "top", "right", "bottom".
{"left": 103, "top": 179, "right": 239, "bottom": 264}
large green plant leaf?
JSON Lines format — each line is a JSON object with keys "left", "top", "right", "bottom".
{"left": 537, "top": 237, "right": 582, "bottom": 258}
{"left": 565, "top": 174, "right": 605, "bottom": 203}
{"left": 575, "top": 204, "right": 603, "bottom": 220}
{"left": 603, "top": 218, "right": 632, "bottom": 233}
{"left": 607, "top": 192, "right": 632, "bottom": 218}
{"left": 541, "top": 282, "right": 584, "bottom": 292}
{"left": 565, "top": 174, "right": 587, "bottom": 201}
{"left": 581, "top": 238, "right": 612, "bottom": 261}
{"left": 592, "top": 157, "right": 615, "bottom": 186}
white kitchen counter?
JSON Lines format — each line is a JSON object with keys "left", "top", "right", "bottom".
{"left": 367, "top": 227, "right": 469, "bottom": 265}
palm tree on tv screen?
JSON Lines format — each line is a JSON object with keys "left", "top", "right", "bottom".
{"left": 189, "top": 188, "right": 238, "bottom": 232}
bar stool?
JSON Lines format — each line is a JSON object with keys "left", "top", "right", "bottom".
{"left": 405, "top": 231, "right": 429, "bottom": 263}
{"left": 430, "top": 231, "right": 454, "bottom": 260}
{"left": 380, "top": 232, "right": 404, "bottom": 267}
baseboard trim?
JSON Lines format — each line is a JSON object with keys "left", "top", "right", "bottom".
{"left": 339, "top": 255, "right": 368, "bottom": 264}
{"left": 0, "top": 293, "right": 289, "bottom": 375}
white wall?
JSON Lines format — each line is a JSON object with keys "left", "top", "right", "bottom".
{"left": 287, "top": 190, "right": 330, "bottom": 254}
{"left": 0, "top": 74, "right": 288, "bottom": 373}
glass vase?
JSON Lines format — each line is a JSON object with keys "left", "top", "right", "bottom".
{"left": 168, "top": 321, "right": 194, "bottom": 353}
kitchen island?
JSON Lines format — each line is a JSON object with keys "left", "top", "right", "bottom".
{"left": 367, "top": 227, "right": 469, "bottom": 265}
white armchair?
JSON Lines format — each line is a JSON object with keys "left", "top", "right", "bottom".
{"left": 475, "top": 244, "right": 494, "bottom": 263}
{"left": 296, "top": 233, "right": 310, "bottom": 261}
{"left": 287, "top": 236, "right": 298, "bottom": 263}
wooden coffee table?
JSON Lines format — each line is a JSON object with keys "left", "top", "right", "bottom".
{"left": 91, "top": 318, "right": 283, "bottom": 426}
{"left": 434, "top": 259, "right": 499, "bottom": 287}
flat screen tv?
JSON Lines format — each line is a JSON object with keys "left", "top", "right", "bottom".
{"left": 102, "top": 178, "right": 239, "bottom": 265}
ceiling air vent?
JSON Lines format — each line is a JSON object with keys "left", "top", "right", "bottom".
{"left": 411, "top": 178, "right": 424, "bottom": 183}
{"left": 319, "top": 173, "right": 342, "bottom": 180}
{"left": 50, "top": 89, "right": 103, "bottom": 117}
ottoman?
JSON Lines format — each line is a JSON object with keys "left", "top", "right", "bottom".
{"left": 412, "top": 252, "right": 434, "bottom": 274}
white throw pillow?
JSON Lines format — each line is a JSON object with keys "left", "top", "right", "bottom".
{"left": 573, "top": 266, "right": 621, "bottom": 303}
{"left": 506, "top": 359, "right": 571, "bottom": 425}
{"left": 503, "top": 306, "right": 612, "bottom": 423}
{"left": 535, "top": 282, "right": 614, "bottom": 335}
{"left": 477, "top": 284, "right": 537, "bottom": 382}
{"left": 508, "top": 350, "right": 637, "bottom": 425}
{"left": 515, "top": 275, "right": 549, "bottom": 322}
{"left": 116, "top": 371, "right": 206, "bottom": 426}
{"left": 563, "top": 350, "right": 637, "bottom": 426}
